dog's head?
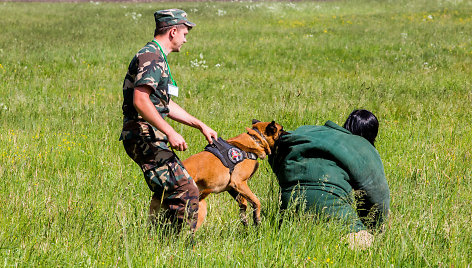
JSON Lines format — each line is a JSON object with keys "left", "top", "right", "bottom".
{"left": 246, "top": 119, "right": 288, "bottom": 158}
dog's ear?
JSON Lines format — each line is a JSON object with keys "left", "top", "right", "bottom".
{"left": 266, "top": 121, "right": 277, "bottom": 135}
{"left": 252, "top": 119, "right": 261, "bottom": 125}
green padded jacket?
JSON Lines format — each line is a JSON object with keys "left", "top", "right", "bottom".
{"left": 269, "top": 121, "right": 390, "bottom": 231}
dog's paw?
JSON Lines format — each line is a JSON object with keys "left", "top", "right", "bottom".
{"left": 253, "top": 218, "right": 261, "bottom": 227}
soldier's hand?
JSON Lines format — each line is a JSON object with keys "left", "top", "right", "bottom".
{"left": 200, "top": 125, "right": 218, "bottom": 144}
{"left": 167, "top": 131, "right": 188, "bottom": 151}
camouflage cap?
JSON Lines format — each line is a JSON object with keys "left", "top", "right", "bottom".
{"left": 154, "top": 9, "right": 196, "bottom": 29}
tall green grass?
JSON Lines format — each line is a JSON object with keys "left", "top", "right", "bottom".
{"left": 1, "top": 0, "right": 471, "bottom": 266}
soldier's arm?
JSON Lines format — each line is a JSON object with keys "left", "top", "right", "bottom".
{"left": 168, "top": 99, "right": 217, "bottom": 144}
{"left": 133, "top": 85, "right": 188, "bottom": 151}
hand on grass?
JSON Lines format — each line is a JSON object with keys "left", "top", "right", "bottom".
{"left": 345, "top": 230, "right": 373, "bottom": 250}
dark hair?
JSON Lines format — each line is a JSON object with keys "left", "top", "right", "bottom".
{"left": 343, "top": 109, "right": 379, "bottom": 146}
{"left": 154, "top": 24, "right": 188, "bottom": 36}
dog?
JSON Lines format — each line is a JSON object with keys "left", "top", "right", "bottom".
{"left": 183, "top": 120, "right": 287, "bottom": 230}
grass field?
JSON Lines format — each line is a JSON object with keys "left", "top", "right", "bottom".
{"left": 1, "top": 0, "right": 472, "bottom": 266}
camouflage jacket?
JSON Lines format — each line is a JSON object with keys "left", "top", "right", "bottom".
{"left": 120, "top": 41, "right": 171, "bottom": 146}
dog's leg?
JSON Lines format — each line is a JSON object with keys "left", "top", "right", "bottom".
{"left": 195, "top": 190, "right": 211, "bottom": 231}
{"left": 228, "top": 188, "right": 248, "bottom": 226}
{"left": 195, "top": 199, "right": 207, "bottom": 231}
{"left": 149, "top": 192, "right": 162, "bottom": 227}
{"left": 229, "top": 181, "right": 261, "bottom": 226}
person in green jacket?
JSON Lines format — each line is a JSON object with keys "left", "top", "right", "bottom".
{"left": 269, "top": 110, "right": 390, "bottom": 249}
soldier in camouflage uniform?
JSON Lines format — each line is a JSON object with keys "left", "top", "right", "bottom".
{"left": 120, "top": 9, "right": 218, "bottom": 232}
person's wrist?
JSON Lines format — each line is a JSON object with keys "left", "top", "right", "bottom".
{"left": 162, "top": 126, "right": 177, "bottom": 137}
{"left": 196, "top": 122, "right": 205, "bottom": 132}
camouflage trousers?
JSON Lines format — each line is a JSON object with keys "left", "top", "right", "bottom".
{"left": 123, "top": 137, "right": 199, "bottom": 231}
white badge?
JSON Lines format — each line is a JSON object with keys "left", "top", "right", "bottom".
{"left": 168, "top": 84, "right": 179, "bottom": 97}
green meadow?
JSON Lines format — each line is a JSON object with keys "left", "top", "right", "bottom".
{"left": 1, "top": 0, "right": 471, "bottom": 266}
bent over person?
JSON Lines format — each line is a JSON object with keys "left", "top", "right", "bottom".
{"left": 120, "top": 9, "right": 217, "bottom": 232}
{"left": 269, "top": 110, "right": 390, "bottom": 249}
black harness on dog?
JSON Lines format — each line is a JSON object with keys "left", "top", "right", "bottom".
{"left": 204, "top": 137, "right": 258, "bottom": 174}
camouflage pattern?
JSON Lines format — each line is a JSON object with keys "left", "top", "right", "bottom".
{"left": 120, "top": 41, "right": 170, "bottom": 149}
{"left": 146, "top": 164, "right": 199, "bottom": 230}
{"left": 154, "top": 9, "right": 196, "bottom": 29}
{"left": 122, "top": 121, "right": 170, "bottom": 172}
{"left": 123, "top": 133, "right": 199, "bottom": 230}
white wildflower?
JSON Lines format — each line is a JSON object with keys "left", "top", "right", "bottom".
{"left": 286, "top": 3, "right": 296, "bottom": 8}
{"left": 0, "top": 103, "right": 7, "bottom": 111}
{"left": 125, "top": 12, "right": 142, "bottom": 22}
{"left": 190, "top": 54, "right": 208, "bottom": 69}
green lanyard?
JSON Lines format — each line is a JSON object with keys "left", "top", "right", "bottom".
{"left": 152, "top": 40, "right": 177, "bottom": 86}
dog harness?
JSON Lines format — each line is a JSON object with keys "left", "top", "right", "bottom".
{"left": 204, "top": 137, "right": 258, "bottom": 174}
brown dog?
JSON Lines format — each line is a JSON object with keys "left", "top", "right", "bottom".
{"left": 183, "top": 120, "right": 287, "bottom": 230}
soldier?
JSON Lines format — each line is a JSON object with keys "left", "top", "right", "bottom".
{"left": 120, "top": 9, "right": 217, "bottom": 232}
